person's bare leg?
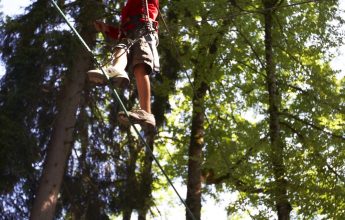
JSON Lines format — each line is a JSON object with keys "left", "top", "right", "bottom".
{"left": 134, "top": 64, "right": 151, "bottom": 113}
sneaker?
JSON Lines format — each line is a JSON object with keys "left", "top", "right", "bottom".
{"left": 87, "top": 66, "right": 129, "bottom": 88}
{"left": 117, "top": 109, "right": 156, "bottom": 131}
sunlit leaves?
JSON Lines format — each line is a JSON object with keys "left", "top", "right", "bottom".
{"left": 157, "top": 0, "right": 345, "bottom": 218}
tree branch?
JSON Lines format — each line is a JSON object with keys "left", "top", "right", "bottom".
{"left": 282, "top": 83, "right": 344, "bottom": 113}
{"left": 234, "top": 25, "right": 265, "bottom": 69}
{"left": 228, "top": 0, "right": 260, "bottom": 14}
{"left": 281, "top": 121, "right": 345, "bottom": 183}
{"left": 280, "top": 112, "right": 345, "bottom": 140}
{"left": 203, "top": 169, "right": 265, "bottom": 194}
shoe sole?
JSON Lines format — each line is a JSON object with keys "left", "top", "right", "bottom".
{"left": 117, "top": 113, "right": 155, "bottom": 132}
{"left": 87, "top": 72, "right": 129, "bottom": 88}
{"left": 87, "top": 71, "right": 107, "bottom": 86}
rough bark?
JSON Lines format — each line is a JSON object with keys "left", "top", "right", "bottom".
{"left": 138, "top": 134, "right": 155, "bottom": 220}
{"left": 263, "top": 1, "right": 292, "bottom": 219}
{"left": 30, "top": 1, "right": 98, "bottom": 219}
{"left": 122, "top": 132, "right": 139, "bottom": 220}
{"left": 30, "top": 45, "right": 90, "bottom": 220}
{"left": 184, "top": 15, "right": 225, "bottom": 219}
{"left": 123, "top": 209, "right": 132, "bottom": 220}
{"left": 186, "top": 81, "right": 208, "bottom": 220}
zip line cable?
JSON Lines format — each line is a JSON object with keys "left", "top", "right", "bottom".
{"left": 49, "top": 1, "right": 196, "bottom": 220}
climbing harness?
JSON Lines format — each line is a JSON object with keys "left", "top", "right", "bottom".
{"left": 96, "top": 0, "right": 158, "bottom": 72}
{"left": 142, "top": 0, "right": 153, "bottom": 31}
{"left": 49, "top": 1, "right": 196, "bottom": 220}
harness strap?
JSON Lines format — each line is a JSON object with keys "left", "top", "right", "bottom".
{"left": 142, "top": 0, "right": 154, "bottom": 32}
{"left": 99, "top": 1, "right": 158, "bottom": 42}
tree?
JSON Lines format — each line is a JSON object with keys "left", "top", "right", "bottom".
{"left": 200, "top": 0, "right": 344, "bottom": 218}
{"left": 0, "top": 0, "right": 72, "bottom": 218}
{"left": 1, "top": 0, "right": 344, "bottom": 219}
{"left": 158, "top": 0, "right": 344, "bottom": 219}
{"left": 262, "top": 0, "right": 291, "bottom": 218}
{"left": 30, "top": 0, "right": 102, "bottom": 219}
{"left": 158, "top": 1, "right": 237, "bottom": 219}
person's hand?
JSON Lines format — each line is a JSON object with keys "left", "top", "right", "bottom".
{"left": 93, "top": 21, "right": 109, "bottom": 33}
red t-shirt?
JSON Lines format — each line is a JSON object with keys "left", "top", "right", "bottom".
{"left": 102, "top": 0, "right": 159, "bottom": 40}
{"left": 121, "top": 0, "right": 159, "bottom": 30}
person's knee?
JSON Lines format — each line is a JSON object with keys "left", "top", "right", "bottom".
{"left": 134, "top": 63, "right": 150, "bottom": 76}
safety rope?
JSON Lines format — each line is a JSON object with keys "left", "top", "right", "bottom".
{"left": 49, "top": 1, "right": 196, "bottom": 220}
{"left": 142, "top": 0, "right": 154, "bottom": 32}
{"left": 142, "top": 0, "right": 149, "bottom": 25}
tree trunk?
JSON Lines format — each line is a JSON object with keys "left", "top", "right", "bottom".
{"left": 186, "top": 81, "right": 208, "bottom": 220}
{"left": 263, "top": 1, "right": 291, "bottom": 219}
{"left": 122, "top": 132, "right": 139, "bottom": 220}
{"left": 138, "top": 134, "right": 155, "bottom": 220}
{"left": 184, "top": 16, "right": 223, "bottom": 219}
{"left": 123, "top": 209, "right": 132, "bottom": 220}
{"left": 30, "top": 45, "right": 90, "bottom": 220}
{"left": 30, "top": 1, "right": 98, "bottom": 219}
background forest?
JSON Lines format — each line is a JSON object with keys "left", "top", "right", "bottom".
{"left": 0, "top": 0, "right": 344, "bottom": 219}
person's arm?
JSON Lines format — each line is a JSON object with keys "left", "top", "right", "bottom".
{"left": 94, "top": 21, "right": 110, "bottom": 32}
{"left": 93, "top": 21, "right": 120, "bottom": 40}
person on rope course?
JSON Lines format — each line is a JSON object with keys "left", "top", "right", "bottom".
{"left": 87, "top": 0, "right": 159, "bottom": 132}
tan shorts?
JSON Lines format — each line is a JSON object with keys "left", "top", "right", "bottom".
{"left": 116, "top": 32, "right": 160, "bottom": 75}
